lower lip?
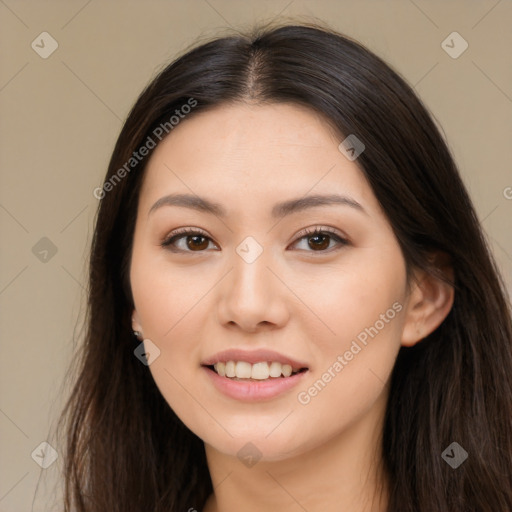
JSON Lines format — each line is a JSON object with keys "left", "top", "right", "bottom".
{"left": 202, "top": 366, "right": 309, "bottom": 401}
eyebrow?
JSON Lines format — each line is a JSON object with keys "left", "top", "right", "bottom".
{"left": 148, "top": 193, "right": 366, "bottom": 219}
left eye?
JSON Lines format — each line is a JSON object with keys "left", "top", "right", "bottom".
{"left": 161, "top": 227, "right": 348, "bottom": 253}
{"left": 292, "top": 228, "right": 348, "bottom": 252}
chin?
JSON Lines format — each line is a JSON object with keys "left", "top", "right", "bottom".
{"left": 201, "top": 426, "right": 314, "bottom": 464}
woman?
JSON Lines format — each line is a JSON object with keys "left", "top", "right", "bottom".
{"left": 57, "top": 22, "right": 512, "bottom": 511}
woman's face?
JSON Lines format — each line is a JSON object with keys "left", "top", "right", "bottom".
{"left": 130, "top": 102, "right": 412, "bottom": 461}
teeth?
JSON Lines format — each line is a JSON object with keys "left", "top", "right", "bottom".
{"left": 235, "top": 361, "right": 252, "bottom": 379}
{"left": 225, "top": 361, "right": 235, "bottom": 378}
{"left": 216, "top": 361, "right": 226, "bottom": 377}
{"left": 269, "top": 361, "right": 282, "bottom": 377}
{"left": 212, "top": 361, "right": 299, "bottom": 379}
{"left": 251, "top": 362, "right": 269, "bottom": 380}
{"left": 281, "top": 364, "right": 293, "bottom": 377}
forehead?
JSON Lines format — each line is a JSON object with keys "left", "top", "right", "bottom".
{"left": 138, "top": 102, "right": 377, "bottom": 216}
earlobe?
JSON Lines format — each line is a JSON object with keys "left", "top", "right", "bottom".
{"left": 132, "top": 310, "right": 143, "bottom": 336}
{"left": 401, "top": 265, "right": 455, "bottom": 347}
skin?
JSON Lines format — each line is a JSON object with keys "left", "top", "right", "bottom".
{"left": 130, "top": 102, "right": 454, "bottom": 512}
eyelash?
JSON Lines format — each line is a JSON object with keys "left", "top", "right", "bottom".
{"left": 160, "top": 226, "right": 349, "bottom": 254}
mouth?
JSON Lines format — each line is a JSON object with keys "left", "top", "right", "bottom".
{"left": 200, "top": 349, "right": 310, "bottom": 400}
{"left": 202, "top": 361, "right": 310, "bottom": 401}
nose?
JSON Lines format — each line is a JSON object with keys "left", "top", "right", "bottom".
{"left": 216, "top": 247, "right": 290, "bottom": 333}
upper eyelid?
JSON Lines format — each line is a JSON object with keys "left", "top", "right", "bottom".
{"left": 163, "top": 225, "right": 345, "bottom": 241}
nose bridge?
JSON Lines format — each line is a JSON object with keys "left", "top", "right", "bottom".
{"left": 217, "top": 237, "right": 287, "bottom": 329}
{"left": 230, "top": 239, "right": 272, "bottom": 302}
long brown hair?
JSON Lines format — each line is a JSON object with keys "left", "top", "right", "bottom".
{"left": 56, "top": 22, "right": 512, "bottom": 511}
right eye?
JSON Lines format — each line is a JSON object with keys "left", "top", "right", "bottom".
{"left": 160, "top": 228, "right": 218, "bottom": 253}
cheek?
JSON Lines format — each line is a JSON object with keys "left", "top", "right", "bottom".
{"left": 130, "top": 249, "right": 211, "bottom": 426}
{"left": 130, "top": 245, "right": 212, "bottom": 339}
{"left": 294, "top": 246, "right": 406, "bottom": 413}
{"left": 305, "top": 244, "right": 407, "bottom": 353}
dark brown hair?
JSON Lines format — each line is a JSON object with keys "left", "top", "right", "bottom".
{"left": 57, "top": 22, "right": 512, "bottom": 511}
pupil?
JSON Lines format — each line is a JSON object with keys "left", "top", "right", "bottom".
{"left": 309, "top": 234, "right": 329, "bottom": 250}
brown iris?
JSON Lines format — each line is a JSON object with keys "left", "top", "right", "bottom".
{"left": 308, "top": 233, "right": 330, "bottom": 251}
{"left": 187, "top": 235, "right": 209, "bottom": 251}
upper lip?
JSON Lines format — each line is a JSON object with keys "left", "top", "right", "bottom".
{"left": 201, "top": 349, "right": 309, "bottom": 371}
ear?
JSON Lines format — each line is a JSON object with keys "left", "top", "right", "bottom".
{"left": 132, "top": 309, "right": 143, "bottom": 334}
{"left": 401, "top": 256, "right": 454, "bottom": 347}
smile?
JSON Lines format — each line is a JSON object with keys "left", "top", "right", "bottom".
{"left": 202, "top": 363, "right": 309, "bottom": 401}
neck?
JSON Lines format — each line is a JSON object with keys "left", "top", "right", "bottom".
{"left": 202, "top": 391, "right": 390, "bottom": 512}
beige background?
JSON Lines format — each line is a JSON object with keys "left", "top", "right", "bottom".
{"left": 1, "top": 0, "right": 511, "bottom": 510}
